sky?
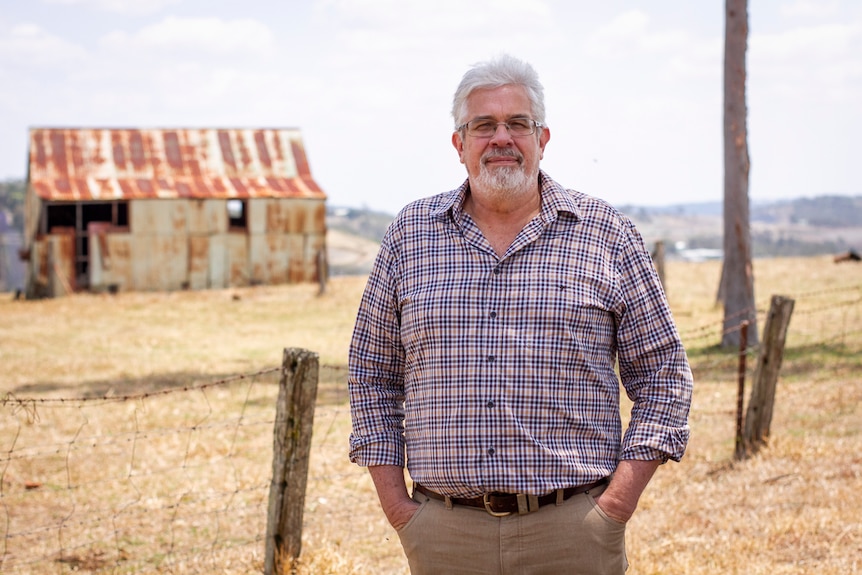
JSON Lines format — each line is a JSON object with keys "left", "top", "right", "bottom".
{"left": 1, "top": 0, "right": 860, "bottom": 213}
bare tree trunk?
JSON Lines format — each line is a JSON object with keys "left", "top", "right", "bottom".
{"left": 721, "top": 0, "right": 758, "bottom": 348}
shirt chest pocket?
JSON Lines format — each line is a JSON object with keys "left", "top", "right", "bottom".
{"left": 504, "top": 280, "right": 617, "bottom": 353}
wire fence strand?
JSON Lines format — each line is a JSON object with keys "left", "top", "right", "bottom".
{"left": 1, "top": 287, "right": 860, "bottom": 573}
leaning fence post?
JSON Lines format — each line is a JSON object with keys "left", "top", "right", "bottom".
{"left": 734, "top": 321, "right": 749, "bottom": 460}
{"left": 743, "top": 295, "right": 795, "bottom": 455}
{"left": 265, "top": 348, "right": 319, "bottom": 575}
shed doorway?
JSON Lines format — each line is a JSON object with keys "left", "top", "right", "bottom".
{"left": 43, "top": 201, "right": 129, "bottom": 289}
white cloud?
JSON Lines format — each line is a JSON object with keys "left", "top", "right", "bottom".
{"left": 312, "top": 0, "right": 557, "bottom": 64}
{"left": 666, "top": 37, "right": 723, "bottom": 81}
{"left": 0, "top": 13, "right": 294, "bottom": 137}
{"left": 315, "top": 0, "right": 552, "bottom": 32}
{"left": 588, "top": 10, "right": 688, "bottom": 58}
{"left": 42, "top": 0, "right": 180, "bottom": 15}
{"left": 0, "top": 23, "right": 88, "bottom": 67}
{"left": 750, "top": 22, "right": 862, "bottom": 102}
{"left": 308, "top": 0, "right": 562, "bottom": 96}
{"left": 780, "top": 0, "right": 840, "bottom": 19}
{"left": 753, "top": 22, "right": 859, "bottom": 59}
{"left": 99, "top": 16, "right": 276, "bottom": 57}
{"left": 1, "top": 0, "right": 859, "bottom": 207}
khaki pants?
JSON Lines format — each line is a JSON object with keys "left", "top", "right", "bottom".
{"left": 397, "top": 483, "right": 627, "bottom": 575}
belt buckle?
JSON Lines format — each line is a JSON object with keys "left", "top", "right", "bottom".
{"left": 483, "top": 493, "right": 512, "bottom": 517}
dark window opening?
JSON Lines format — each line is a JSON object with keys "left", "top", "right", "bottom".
{"left": 82, "top": 203, "right": 113, "bottom": 230}
{"left": 79, "top": 236, "right": 90, "bottom": 287}
{"left": 42, "top": 200, "right": 131, "bottom": 290}
{"left": 46, "top": 204, "right": 76, "bottom": 232}
{"left": 116, "top": 202, "right": 129, "bottom": 227}
{"left": 227, "top": 199, "right": 247, "bottom": 229}
{"left": 45, "top": 201, "right": 130, "bottom": 233}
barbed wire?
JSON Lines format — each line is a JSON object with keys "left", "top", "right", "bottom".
{"left": 792, "top": 296, "right": 862, "bottom": 317}
{"left": 3, "top": 483, "right": 269, "bottom": 564}
{"left": 1, "top": 366, "right": 282, "bottom": 411}
{"left": 680, "top": 294, "right": 861, "bottom": 347}
{"left": 678, "top": 305, "right": 758, "bottom": 338}
{"left": 790, "top": 326, "right": 862, "bottom": 347}
{"left": 786, "top": 283, "right": 861, "bottom": 299}
{"left": 1, "top": 292, "right": 859, "bottom": 573}
{"left": 0, "top": 370, "right": 281, "bottom": 573}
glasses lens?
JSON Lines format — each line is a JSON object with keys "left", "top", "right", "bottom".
{"left": 507, "top": 119, "right": 534, "bottom": 135}
{"left": 468, "top": 120, "right": 498, "bottom": 137}
{"left": 466, "top": 119, "right": 535, "bottom": 137}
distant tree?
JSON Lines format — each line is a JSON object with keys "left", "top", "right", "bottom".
{"left": 796, "top": 196, "right": 862, "bottom": 227}
{"left": 720, "top": 0, "right": 758, "bottom": 348}
{"left": 0, "top": 179, "right": 26, "bottom": 231}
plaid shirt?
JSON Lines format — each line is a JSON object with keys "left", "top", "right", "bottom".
{"left": 349, "top": 171, "right": 692, "bottom": 498}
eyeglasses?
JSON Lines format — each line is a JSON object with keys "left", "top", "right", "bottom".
{"left": 456, "top": 117, "right": 545, "bottom": 138}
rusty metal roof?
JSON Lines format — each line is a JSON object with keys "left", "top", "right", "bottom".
{"left": 27, "top": 128, "right": 327, "bottom": 202}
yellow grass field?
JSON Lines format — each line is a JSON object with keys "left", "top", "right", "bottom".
{"left": 1, "top": 256, "right": 860, "bottom": 574}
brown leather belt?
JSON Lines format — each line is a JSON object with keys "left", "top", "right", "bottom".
{"left": 413, "top": 477, "right": 609, "bottom": 516}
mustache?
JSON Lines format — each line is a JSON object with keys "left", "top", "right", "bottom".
{"left": 481, "top": 148, "right": 523, "bottom": 165}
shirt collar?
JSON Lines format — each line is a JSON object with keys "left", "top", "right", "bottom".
{"left": 430, "top": 179, "right": 469, "bottom": 221}
{"left": 431, "top": 170, "right": 581, "bottom": 223}
{"left": 537, "top": 170, "right": 581, "bottom": 223}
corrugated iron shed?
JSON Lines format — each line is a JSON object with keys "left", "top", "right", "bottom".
{"left": 28, "top": 128, "right": 326, "bottom": 201}
{"left": 23, "top": 127, "right": 328, "bottom": 297}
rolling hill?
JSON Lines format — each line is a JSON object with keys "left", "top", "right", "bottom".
{"left": 326, "top": 195, "right": 862, "bottom": 274}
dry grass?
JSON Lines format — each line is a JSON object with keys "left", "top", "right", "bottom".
{"left": 1, "top": 277, "right": 366, "bottom": 395}
{"left": 1, "top": 256, "right": 861, "bottom": 574}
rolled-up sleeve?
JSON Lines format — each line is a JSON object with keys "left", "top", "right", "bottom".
{"left": 616, "top": 222, "right": 693, "bottom": 462}
{"left": 348, "top": 240, "right": 408, "bottom": 467}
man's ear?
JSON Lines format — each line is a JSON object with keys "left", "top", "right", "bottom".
{"left": 452, "top": 131, "right": 465, "bottom": 164}
{"left": 538, "top": 126, "right": 551, "bottom": 160}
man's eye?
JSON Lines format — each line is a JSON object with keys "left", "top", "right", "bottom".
{"left": 509, "top": 119, "right": 531, "bottom": 130}
{"left": 472, "top": 121, "right": 497, "bottom": 132}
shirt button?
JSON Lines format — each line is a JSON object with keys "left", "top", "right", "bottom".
{"left": 486, "top": 400, "right": 495, "bottom": 408}
{"left": 493, "top": 267, "right": 501, "bottom": 275}
{"left": 487, "top": 448, "right": 496, "bottom": 456}
{"left": 487, "top": 355, "right": 495, "bottom": 363}
{"left": 489, "top": 311, "right": 497, "bottom": 319}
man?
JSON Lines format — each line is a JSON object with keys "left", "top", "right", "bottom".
{"left": 348, "top": 54, "right": 693, "bottom": 574}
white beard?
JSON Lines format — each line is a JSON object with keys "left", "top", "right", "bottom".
{"left": 472, "top": 158, "right": 536, "bottom": 201}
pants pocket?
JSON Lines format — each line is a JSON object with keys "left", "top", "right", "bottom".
{"left": 398, "top": 498, "right": 429, "bottom": 534}
{"left": 587, "top": 492, "right": 628, "bottom": 527}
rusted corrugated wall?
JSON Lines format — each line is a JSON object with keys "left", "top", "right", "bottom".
{"left": 24, "top": 128, "right": 327, "bottom": 297}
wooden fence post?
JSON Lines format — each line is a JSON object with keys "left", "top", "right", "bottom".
{"left": 265, "top": 348, "right": 320, "bottom": 575}
{"left": 742, "top": 295, "right": 795, "bottom": 455}
{"left": 734, "top": 321, "right": 749, "bottom": 460}
{"left": 317, "top": 247, "right": 328, "bottom": 296}
{"left": 651, "top": 240, "right": 666, "bottom": 294}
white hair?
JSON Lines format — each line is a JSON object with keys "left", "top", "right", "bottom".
{"left": 451, "top": 54, "right": 546, "bottom": 128}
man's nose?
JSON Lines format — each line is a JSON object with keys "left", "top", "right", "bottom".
{"left": 489, "top": 123, "right": 514, "bottom": 145}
